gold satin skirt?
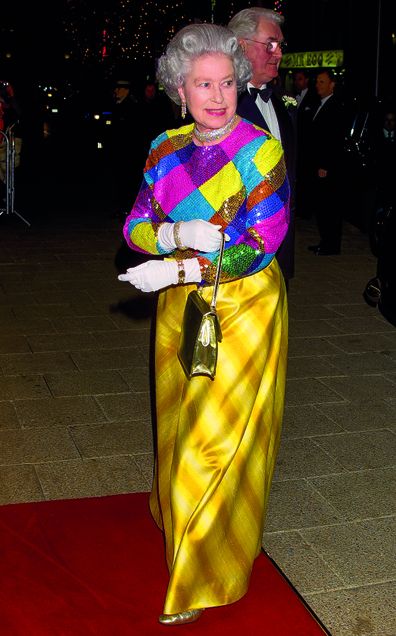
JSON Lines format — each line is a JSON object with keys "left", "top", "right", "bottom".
{"left": 149, "top": 259, "right": 288, "bottom": 614}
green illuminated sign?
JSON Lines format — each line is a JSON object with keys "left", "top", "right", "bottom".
{"left": 281, "top": 50, "right": 344, "bottom": 69}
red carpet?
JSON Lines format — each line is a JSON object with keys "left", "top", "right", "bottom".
{"left": 0, "top": 492, "right": 330, "bottom": 635}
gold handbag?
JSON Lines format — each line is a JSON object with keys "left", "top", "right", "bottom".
{"left": 178, "top": 235, "right": 225, "bottom": 380}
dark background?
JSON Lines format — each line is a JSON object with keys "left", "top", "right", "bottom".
{"left": 2, "top": 0, "right": 395, "bottom": 98}
{"left": 1, "top": 0, "right": 395, "bottom": 223}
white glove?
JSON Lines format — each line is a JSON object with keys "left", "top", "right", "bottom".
{"left": 158, "top": 220, "right": 229, "bottom": 253}
{"left": 118, "top": 258, "right": 201, "bottom": 293}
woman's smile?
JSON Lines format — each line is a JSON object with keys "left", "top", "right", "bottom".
{"left": 206, "top": 108, "right": 227, "bottom": 116}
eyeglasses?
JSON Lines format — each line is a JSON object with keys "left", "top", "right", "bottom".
{"left": 244, "top": 38, "right": 287, "bottom": 54}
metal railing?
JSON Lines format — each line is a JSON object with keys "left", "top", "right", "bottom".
{"left": 0, "top": 123, "right": 30, "bottom": 226}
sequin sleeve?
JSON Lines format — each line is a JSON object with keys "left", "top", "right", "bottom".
{"left": 122, "top": 140, "right": 172, "bottom": 256}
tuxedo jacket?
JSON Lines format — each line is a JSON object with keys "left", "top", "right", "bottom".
{"left": 298, "top": 89, "right": 319, "bottom": 117}
{"left": 308, "top": 94, "right": 345, "bottom": 176}
{"left": 297, "top": 89, "right": 319, "bottom": 143}
{"left": 237, "top": 89, "right": 297, "bottom": 280}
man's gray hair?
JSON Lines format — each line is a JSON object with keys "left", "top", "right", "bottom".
{"left": 157, "top": 23, "right": 252, "bottom": 104}
{"left": 228, "top": 7, "right": 284, "bottom": 39}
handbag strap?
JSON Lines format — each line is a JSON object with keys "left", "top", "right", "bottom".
{"left": 210, "top": 233, "right": 226, "bottom": 311}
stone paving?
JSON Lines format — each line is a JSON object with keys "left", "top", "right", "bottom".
{"left": 0, "top": 207, "right": 395, "bottom": 636}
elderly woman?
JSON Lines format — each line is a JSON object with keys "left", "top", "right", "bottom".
{"left": 118, "top": 23, "right": 289, "bottom": 625}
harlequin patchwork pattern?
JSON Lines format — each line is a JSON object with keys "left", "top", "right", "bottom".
{"left": 124, "top": 119, "right": 290, "bottom": 285}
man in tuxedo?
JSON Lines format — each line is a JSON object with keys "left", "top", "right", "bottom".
{"left": 228, "top": 7, "right": 297, "bottom": 287}
{"left": 306, "top": 70, "right": 345, "bottom": 255}
{"left": 293, "top": 70, "right": 317, "bottom": 112}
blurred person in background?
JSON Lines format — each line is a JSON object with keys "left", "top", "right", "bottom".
{"left": 138, "top": 78, "right": 176, "bottom": 156}
{"left": 108, "top": 79, "right": 142, "bottom": 218}
{"left": 293, "top": 69, "right": 317, "bottom": 112}
{"left": 306, "top": 70, "right": 346, "bottom": 255}
{"left": 370, "top": 107, "right": 396, "bottom": 212}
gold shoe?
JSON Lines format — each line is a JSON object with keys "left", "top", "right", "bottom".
{"left": 158, "top": 609, "right": 203, "bottom": 625}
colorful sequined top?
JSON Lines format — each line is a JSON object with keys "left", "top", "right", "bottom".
{"left": 123, "top": 118, "right": 290, "bottom": 285}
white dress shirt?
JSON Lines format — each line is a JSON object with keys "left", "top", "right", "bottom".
{"left": 383, "top": 128, "right": 395, "bottom": 140}
{"left": 247, "top": 81, "right": 281, "bottom": 141}
{"left": 296, "top": 87, "right": 308, "bottom": 108}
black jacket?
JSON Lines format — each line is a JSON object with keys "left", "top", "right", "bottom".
{"left": 237, "top": 88, "right": 297, "bottom": 280}
{"left": 308, "top": 94, "right": 345, "bottom": 176}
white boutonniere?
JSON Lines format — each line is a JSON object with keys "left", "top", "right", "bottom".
{"left": 282, "top": 95, "right": 298, "bottom": 108}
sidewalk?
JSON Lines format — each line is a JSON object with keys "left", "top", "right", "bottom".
{"left": 0, "top": 208, "right": 395, "bottom": 636}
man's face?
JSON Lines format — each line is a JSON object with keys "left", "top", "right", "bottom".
{"left": 294, "top": 72, "right": 308, "bottom": 93}
{"left": 384, "top": 113, "right": 395, "bottom": 132}
{"left": 241, "top": 17, "right": 284, "bottom": 87}
{"left": 114, "top": 86, "right": 129, "bottom": 103}
{"left": 315, "top": 73, "right": 335, "bottom": 99}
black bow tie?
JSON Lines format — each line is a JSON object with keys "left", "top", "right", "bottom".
{"left": 249, "top": 86, "right": 272, "bottom": 103}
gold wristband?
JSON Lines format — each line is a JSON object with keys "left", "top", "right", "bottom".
{"left": 176, "top": 260, "right": 186, "bottom": 285}
{"left": 173, "top": 221, "right": 187, "bottom": 250}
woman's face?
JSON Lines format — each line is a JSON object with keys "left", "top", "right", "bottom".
{"left": 178, "top": 53, "right": 237, "bottom": 132}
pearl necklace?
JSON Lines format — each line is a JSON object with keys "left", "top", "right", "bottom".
{"left": 193, "top": 114, "right": 238, "bottom": 143}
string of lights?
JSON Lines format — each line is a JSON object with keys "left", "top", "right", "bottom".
{"left": 62, "top": 1, "right": 287, "bottom": 67}
{"left": 273, "top": 0, "right": 284, "bottom": 15}
{"left": 63, "top": 0, "right": 194, "bottom": 65}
